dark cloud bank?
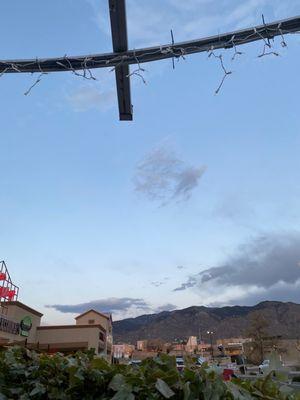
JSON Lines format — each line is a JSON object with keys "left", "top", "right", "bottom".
{"left": 174, "top": 232, "right": 300, "bottom": 305}
{"left": 48, "top": 232, "right": 300, "bottom": 316}
{"left": 47, "top": 297, "right": 176, "bottom": 316}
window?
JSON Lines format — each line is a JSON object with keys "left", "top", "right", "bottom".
{"left": 99, "top": 332, "right": 105, "bottom": 341}
{"left": 98, "top": 345, "right": 104, "bottom": 354}
{"left": 88, "top": 319, "right": 95, "bottom": 324}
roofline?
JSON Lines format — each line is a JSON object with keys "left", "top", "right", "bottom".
{"left": 37, "top": 324, "right": 106, "bottom": 333}
{"left": 3, "top": 301, "right": 43, "bottom": 317}
{"left": 75, "top": 309, "right": 112, "bottom": 321}
{"left": 29, "top": 341, "right": 89, "bottom": 349}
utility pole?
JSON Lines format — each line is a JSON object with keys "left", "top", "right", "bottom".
{"left": 198, "top": 323, "right": 203, "bottom": 342}
{"left": 207, "top": 330, "right": 214, "bottom": 360}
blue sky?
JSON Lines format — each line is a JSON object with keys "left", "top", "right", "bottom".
{"left": 1, "top": 0, "right": 300, "bottom": 324}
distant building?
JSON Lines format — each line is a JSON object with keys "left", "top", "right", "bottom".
{"left": 216, "top": 338, "right": 251, "bottom": 357}
{"left": 185, "top": 336, "right": 198, "bottom": 353}
{"left": 171, "top": 343, "right": 186, "bottom": 353}
{"left": 197, "top": 342, "right": 212, "bottom": 356}
{"left": 113, "top": 343, "right": 135, "bottom": 359}
{"left": 136, "top": 339, "right": 164, "bottom": 352}
{"left": 147, "top": 339, "right": 164, "bottom": 351}
{"left": 137, "top": 340, "right": 147, "bottom": 351}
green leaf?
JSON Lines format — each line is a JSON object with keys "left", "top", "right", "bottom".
{"left": 155, "top": 378, "right": 175, "bottom": 398}
{"left": 19, "top": 395, "right": 31, "bottom": 400}
{"left": 91, "top": 357, "right": 111, "bottom": 371}
{"left": 30, "top": 383, "right": 47, "bottom": 396}
{"left": 226, "top": 382, "right": 253, "bottom": 400}
{"left": 9, "top": 387, "right": 23, "bottom": 395}
{"left": 279, "top": 384, "right": 294, "bottom": 396}
{"left": 2, "top": 347, "right": 300, "bottom": 399}
{"left": 112, "top": 386, "right": 135, "bottom": 400}
{"left": 183, "top": 382, "right": 192, "bottom": 400}
{"left": 109, "top": 374, "right": 126, "bottom": 391}
{"left": 74, "top": 368, "right": 85, "bottom": 381}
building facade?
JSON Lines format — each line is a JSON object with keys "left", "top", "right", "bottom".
{"left": 36, "top": 323, "right": 107, "bottom": 356}
{"left": 0, "top": 303, "right": 113, "bottom": 361}
{"left": 185, "top": 336, "right": 198, "bottom": 353}
{"left": 113, "top": 344, "right": 135, "bottom": 359}
{"left": 75, "top": 309, "right": 113, "bottom": 359}
{"left": 216, "top": 338, "right": 252, "bottom": 357}
{"left": 0, "top": 301, "right": 43, "bottom": 345}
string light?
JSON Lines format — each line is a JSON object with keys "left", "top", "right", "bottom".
{"left": 0, "top": 16, "right": 299, "bottom": 96}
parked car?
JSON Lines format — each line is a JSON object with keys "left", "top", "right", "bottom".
{"left": 258, "top": 360, "right": 284, "bottom": 374}
{"left": 176, "top": 357, "right": 185, "bottom": 372}
{"left": 259, "top": 354, "right": 285, "bottom": 375}
{"left": 128, "top": 359, "right": 142, "bottom": 367}
{"left": 222, "top": 368, "right": 235, "bottom": 381}
{"left": 196, "top": 356, "right": 206, "bottom": 366}
{"left": 259, "top": 359, "right": 270, "bottom": 374}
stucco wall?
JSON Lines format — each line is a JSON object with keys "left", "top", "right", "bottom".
{"left": 1, "top": 302, "right": 42, "bottom": 343}
{"left": 76, "top": 311, "right": 113, "bottom": 351}
{"left": 36, "top": 326, "right": 101, "bottom": 353}
{"left": 76, "top": 311, "right": 110, "bottom": 331}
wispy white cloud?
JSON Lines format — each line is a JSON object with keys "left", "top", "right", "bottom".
{"left": 67, "top": 84, "right": 115, "bottom": 112}
{"left": 86, "top": 0, "right": 300, "bottom": 48}
{"left": 155, "top": 303, "right": 177, "bottom": 313}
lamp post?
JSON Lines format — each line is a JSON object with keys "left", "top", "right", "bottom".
{"left": 207, "top": 331, "right": 214, "bottom": 360}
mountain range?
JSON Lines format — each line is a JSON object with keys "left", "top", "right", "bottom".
{"left": 113, "top": 301, "right": 300, "bottom": 344}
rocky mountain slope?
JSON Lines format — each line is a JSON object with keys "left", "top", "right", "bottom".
{"left": 113, "top": 301, "right": 300, "bottom": 344}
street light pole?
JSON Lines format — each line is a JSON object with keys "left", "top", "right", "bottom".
{"left": 207, "top": 331, "right": 214, "bottom": 361}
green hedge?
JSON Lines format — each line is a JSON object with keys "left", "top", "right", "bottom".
{"left": 0, "top": 347, "right": 299, "bottom": 399}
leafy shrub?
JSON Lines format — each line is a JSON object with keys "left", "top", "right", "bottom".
{"left": 0, "top": 347, "right": 299, "bottom": 399}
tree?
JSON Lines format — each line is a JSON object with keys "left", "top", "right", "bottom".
{"left": 147, "top": 339, "right": 164, "bottom": 352}
{"left": 245, "top": 314, "right": 269, "bottom": 364}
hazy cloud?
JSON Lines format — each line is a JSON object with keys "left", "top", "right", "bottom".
{"left": 173, "top": 232, "right": 300, "bottom": 304}
{"left": 174, "top": 275, "right": 199, "bottom": 291}
{"left": 155, "top": 303, "right": 177, "bottom": 313}
{"left": 226, "top": 281, "right": 300, "bottom": 306}
{"left": 198, "top": 233, "right": 300, "bottom": 288}
{"left": 151, "top": 281, "right": 165, "bottom": 287}
{"left": 47, "top": 297, "right": 151, "bottom": 314}
{"left": 87, "top": 0, "right": 300, "bottom": 48}
{"left": 150, "top": 277, "right": 170, "bottom": 287}
{"left": 47, "top": 297, "right": 177, "bottom": 317}
{"left": 67, "top": 85, "right": 115, "bottom": 112}
{"left": 214, "top": 194, "right": 255, "bottom": 223}
{"left": 134, "top": 146, "right": 205, "bottom": 204}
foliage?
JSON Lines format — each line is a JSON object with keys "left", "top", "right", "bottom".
{"left": 244, "top": 314, "right": 271, "bottom": 365}
{"left": 0, "top": 347, "right": 299, "bottom": 399}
